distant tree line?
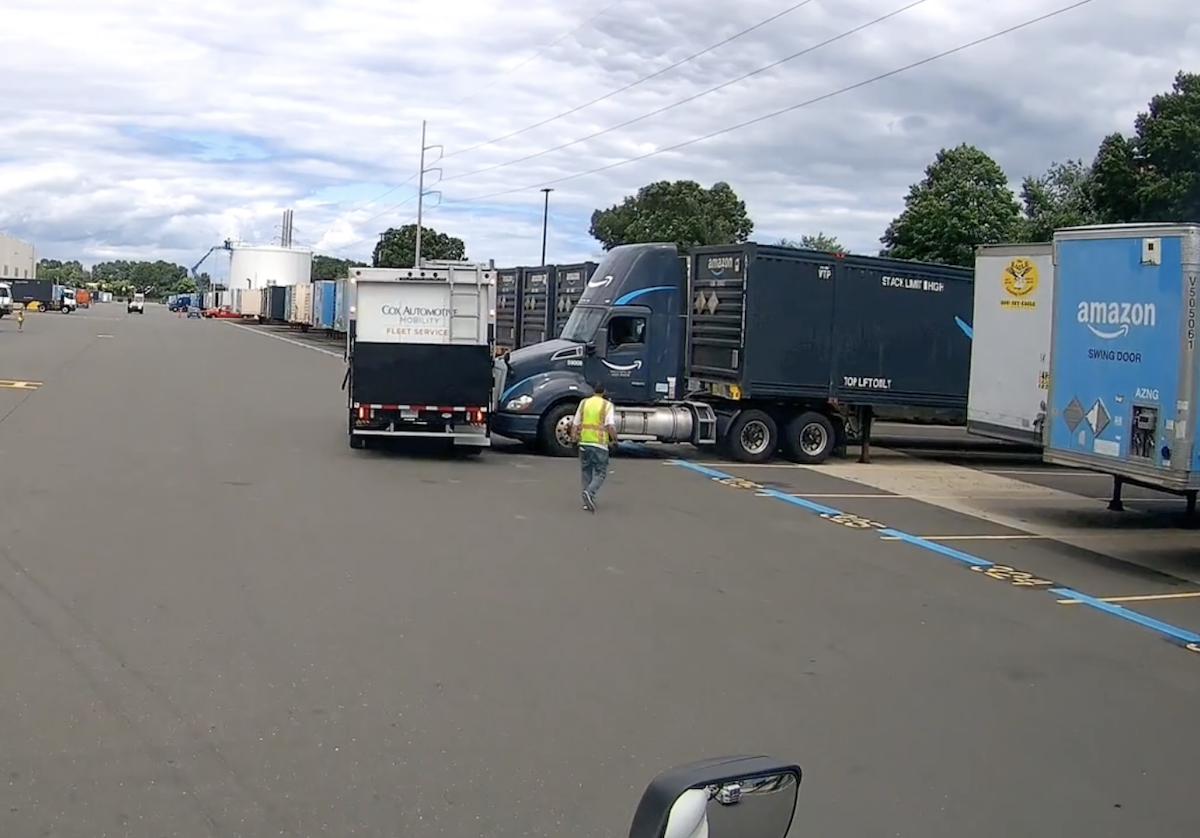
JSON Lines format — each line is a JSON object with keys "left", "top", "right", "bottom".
{"left": 35, "top": 258, "right": 204, "bottom": 298}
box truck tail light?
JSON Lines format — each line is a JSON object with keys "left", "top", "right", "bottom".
{"left": 357, "top": 404, "right": 369, "bottom": 421}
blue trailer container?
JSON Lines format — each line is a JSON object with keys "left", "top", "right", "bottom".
{"left": 1045, "top": 223, "right": 1200, "bottom": 503}
{"left": 312, "top": 280, "right": 336, "bottom": 329}
{"left": 333, "top": 279, "right": 348, "bottom": 332}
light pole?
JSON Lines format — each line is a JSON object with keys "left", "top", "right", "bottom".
{"left": 539, "top": 188, "right": 554, "bottom": 265}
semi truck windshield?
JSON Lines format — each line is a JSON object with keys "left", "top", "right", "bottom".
{"left": 559, "top": 305, "right": 606, "bottom": 343}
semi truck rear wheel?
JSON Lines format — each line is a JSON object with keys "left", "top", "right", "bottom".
{"left": 724, "top": 409, "right": 777, "bottom": 464}
{"left": 781, "top": 412, "right": 836, "bottom": 464}
{"left": 539, "top": 402, "right": 579, "bottom": 458}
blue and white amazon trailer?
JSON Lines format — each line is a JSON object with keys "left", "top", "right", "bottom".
{"left": 1045, "top": 223, "right": 1200, "bottom": 513}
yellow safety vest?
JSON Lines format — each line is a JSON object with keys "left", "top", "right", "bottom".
{"left": 578, "top": 396, "right": 611, "bottom": 445}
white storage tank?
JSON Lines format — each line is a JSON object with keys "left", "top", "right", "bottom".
{"left": 227, "top": 244, "right": 312, "bottom": 292}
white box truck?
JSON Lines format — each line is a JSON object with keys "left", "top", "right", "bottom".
{"left": 967, "top": 243, "right": 1055, "bottom": 445}
{"left": 345, "top": 263, "right": 497, "bottom": 451}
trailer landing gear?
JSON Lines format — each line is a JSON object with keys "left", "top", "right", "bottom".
{"left": 1107, "top": 475, "right": 1199, "bottom": 527}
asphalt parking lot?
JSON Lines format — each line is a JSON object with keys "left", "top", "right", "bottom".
{"left": 3, "top": 307, "right": 1200, "bottom": 838}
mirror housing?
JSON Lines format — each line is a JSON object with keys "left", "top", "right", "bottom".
{"left": 590, "top": 337, "right": 606, "bottom": 359}
{"left": 628, "top": 755, "right": 801, "bottom": 838}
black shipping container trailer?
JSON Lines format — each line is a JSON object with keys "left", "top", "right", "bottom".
{"left": 11, "top": 279, "right": 52, "bottom": 305}
{"left": 519, "top": 265, "right": 556, "bottom": 346}
{"left": 260, "top": 286, "right": 288, "bottom": 322}
{"left": 495, "top": 267, "right": 523, "bottom": 354}
{"left": 687, "top": 244, "right": 973, "bottom": 410}
{"left": 551, "top": 262, "right": 597, "bottom": 337}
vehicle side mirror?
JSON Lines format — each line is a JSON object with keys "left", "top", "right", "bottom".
{"left": 591, "top": 336, "right": 607, "bottom": 359}
{"left": 628, "top": 755, "right": 801, "bottom": 838}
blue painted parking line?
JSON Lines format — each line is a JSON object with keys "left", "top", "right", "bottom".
{"left": 669, "top": 458, "right": 1200, "bottom": 656}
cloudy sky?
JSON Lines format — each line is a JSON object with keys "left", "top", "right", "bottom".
{"left": 1, "top": 0, "right": 1196, "bottom": 280}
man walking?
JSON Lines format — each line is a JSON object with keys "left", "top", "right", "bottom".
{"left": 571, "top": 383, "right": 618, "bottom": 513}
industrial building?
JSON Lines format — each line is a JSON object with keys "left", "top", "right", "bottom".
{"left": 0, "top": 232, "right": 36, "bottom": 280}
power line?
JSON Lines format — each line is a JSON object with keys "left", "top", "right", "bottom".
{"left": 448, "top": 0, "right": 631, "bottom": 111}
{"left": 446, "top": 0, "right": 1099, "bottom": 204}
{"left": 439, "top": 0, "right": 930, "bottom": 184}
{"left": 338, "top": 0, "right": 629, "bottom": 218}
{"left": 443, "top": 0, "right": 820, "bottom": 159}
{"left": 320, "top": 212, "right": 420, "bottom": 260}
{"left": 345, "top": 170, "right": 419, "bottom": 215}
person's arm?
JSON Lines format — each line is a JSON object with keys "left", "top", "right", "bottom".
{"left": 603, "top": 402, "right": 618, "bottom": 443}
{"left": 570, "top": 401, "right": 585, "bottom": 443}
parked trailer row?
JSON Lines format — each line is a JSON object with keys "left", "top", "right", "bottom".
{"left": 229, "top": 281, "right": 351, "bottom": 333}
{"left": 965, "top": 223, "right": 1200, "bottom": 515}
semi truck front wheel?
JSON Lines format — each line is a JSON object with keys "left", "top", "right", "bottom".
{"left": 538, "top": 402, "right": 579, "bottom": 458}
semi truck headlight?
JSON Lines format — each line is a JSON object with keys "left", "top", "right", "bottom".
{"left": 505, "top": 395, "right": 533, "bottom": 411}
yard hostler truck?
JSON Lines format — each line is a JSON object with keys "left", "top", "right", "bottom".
{"left": 492, "top": 242, "right": 974, "bottom": 463}
{"left": 345, "top": 263, "right": 497, "bottom": 452}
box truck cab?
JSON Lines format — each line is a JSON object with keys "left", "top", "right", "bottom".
{"left": 128, "top": 292, "right": 145, "bottom": 314}
{"left": 48, "top": 285, "right": 76, "bottom": 313}
{"left": 0, "top": 283, "right": 12, "bottom": 317}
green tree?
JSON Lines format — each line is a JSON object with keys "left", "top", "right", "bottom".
{"left": 312, "top": 254, "right": 366, "bottom": 280}
{"left": 1133, "top": 70, "right": 1200, "bottom": 222}
{"left": 89, "top": 259, "right": 193, "bottom": 298}
{"left": 372, "top": 224, "right": 466, "bottom": 268}
{"left": 880, "top": 143, "right": 1020, "bottom": 267}
{"left": 1016, "top": 159, "right": 1100, "bottom": 241}
{"left": 589, "top": 180, "right": 753, "bottom": 252}
{"left": 1089, "top": 72, "right": 1200, "bottom": 224}
{"left": 37, "top": 257, "right": 201, "bottom": 298}
{"left": 36, "top": 259, "right": 90, "bottom": 284}
{"left": 777, "top": 233, "right": 847, "bottom": 253}
{"left": 1089, "top": 133, "right": 1142, "bottom": 223}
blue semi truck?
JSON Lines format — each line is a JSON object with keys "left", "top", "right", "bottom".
{"left": 1044, "top": 222, "right": 1200, "bottom": 513}
{"left": 492, "top": 241, "right": 975, "bottom": 464}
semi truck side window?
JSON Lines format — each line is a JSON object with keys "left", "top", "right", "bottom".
{"left": 608, "top": 315, "right": 646, "bottom": 347}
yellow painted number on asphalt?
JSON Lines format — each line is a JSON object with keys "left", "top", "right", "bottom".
{"left": 971, "top": 564, "right": 1053, "bottom": 587}
{"left": 820, "top": 512, "right": 884, "bottom": 529}
{"left": 714, "top": 476, "right": 762, "bottom": 491}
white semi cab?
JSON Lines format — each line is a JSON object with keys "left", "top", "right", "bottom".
{"left": 967, "top": 242, "right": 1055, "bottom": 445}
{"left": 345, "top": 262, "right": 498, "bottom": 451}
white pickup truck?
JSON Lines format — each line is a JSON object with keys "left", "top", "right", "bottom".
{"left": 127, "top": 292, "right": 145, "bottom": 314}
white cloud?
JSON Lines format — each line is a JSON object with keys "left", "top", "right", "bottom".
{"left": 1, "top": 0, "right": 1197, "bottom": 278}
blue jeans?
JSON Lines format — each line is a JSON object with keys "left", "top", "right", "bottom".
{"left": 579, "top": 444, "right": 609, "bottom": 499}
